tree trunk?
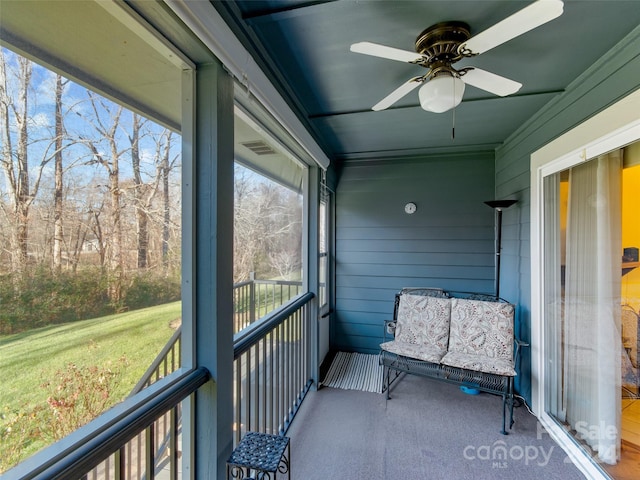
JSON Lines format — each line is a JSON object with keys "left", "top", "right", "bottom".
{"left": 53, "top": 74, "right": 64, "bottom": 272}
{"left": 90, "top": 208, "right": 107, "bottom": 270}
{"left": 137, "top": 208, "right": 149, "bottom": 269}
{"left": 108, "top": 155, "right": 123, "bottom": 302}
{"left": 161, "top": 134, "right": 171, "bottom": 273}
{"left": 84, "top": 98, "right": 124, "bottom": 303}
{"left": 8, "top": 57, "right": 33, "bottom": 273}
{"left": 70, "top": 222, "right": 87, "bottom": 273}
{"left": 130, "top": 115, "right": 148, "bottom": 269}
{"left": 0, "top": 52, "right": 15, "bottom": 273}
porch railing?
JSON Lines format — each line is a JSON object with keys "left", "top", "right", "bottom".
{"left": 233, "top": 292, "right": 314, "bottom": 446}
{"left": 39, "top": 288, "right": 314, "bottom": 480}
{"left": 13, "top": 368, "right": 209, "bottom": 480}
{"left": 129, "top": 276, "right": 301, "bottom": 399}
{"left": 234, "top": 274, "right": 303, "bottom": 332}
{"left": 130, "top": 328, "right": 182, "bottom": 395}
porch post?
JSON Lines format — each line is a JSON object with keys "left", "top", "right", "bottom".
{"left": 189, "top": 61, "right": 235, "bottom": 479}
{"left": 306, "top": 166, "right": 321, "bottom": 386}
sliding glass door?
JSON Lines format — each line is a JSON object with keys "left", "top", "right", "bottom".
{"left": 540, "top": 141, "right": 640, "bottom": 479}
{"left": 543, "top": 150, "right": 623, "bottom": 465}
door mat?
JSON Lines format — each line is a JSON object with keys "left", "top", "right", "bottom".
{"left": 321, "top": 351, "right": 383, "bottom": 393}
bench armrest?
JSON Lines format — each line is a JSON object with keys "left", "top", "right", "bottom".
{"left": 384, "top": 320, "right": 396, "bottom": 341}
{"left": 514, "top": 338, "right": 529, "bottom": 370}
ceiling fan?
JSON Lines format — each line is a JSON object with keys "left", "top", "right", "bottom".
{"left": 350, "top": 0, "right": 564, "bottom": 113}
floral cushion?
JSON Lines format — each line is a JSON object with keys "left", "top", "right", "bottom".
{"left": 441, "top": 351, "right": 516, "bottom": 376}
{"left": 445, "top": 298, "right": 515, "bottom": 360}
{"left": 390, "top": 294, "right": 451, "bottom": 354}
{"left": 380, "top": 339, "right": 446, "bottom": 363}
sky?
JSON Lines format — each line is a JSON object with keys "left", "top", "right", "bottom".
{"left": 0, "top": 47, "right": 182, "bottom": 202}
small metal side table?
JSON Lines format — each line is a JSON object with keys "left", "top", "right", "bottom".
{"left": 226, "top": 432, "right": 290, "bottom": 479}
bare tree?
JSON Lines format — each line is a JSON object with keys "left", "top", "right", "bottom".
{"left": 64, "top": 179, "right": 105, "bottom": 272}
{"left": 80, "top": 93, "right": 127, "bottom": 301}
{"left": 269, "top": 189, "right": 302, "bottom": 279}
{"left": 130, "top": 115, "right": 177, "bottom": 270}
{"left": 52, "top": 74, "right": 69, "bottom": 272}
{"left": 233, "top": 165, "right": 260, "bottom": 282}
{"left": 160, "top": 131, "right": 179, "bottom": 274}
{"left": 233, "top": 165, "right": 303, "bottom": 282}
{"left": 0, "top": 47, "right": 184, "bottom": 289}
{"left": 88, "top": 200, "right": 107, "bottom": 270}
{"left": 0, "top": 50, "right": 60, "bottom": 274}
{"left": 0, "top": 50, "right": 31, "bottom": 272}
{"left": 128, "top": 117, "right": 179, "bottom": 272}
{"left": 130, "top": 114, "right": 149, "bottom": 268}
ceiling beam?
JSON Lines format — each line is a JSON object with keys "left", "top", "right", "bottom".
{"left": 307, "top": 89, "right": 566, "bottom": 119}
{"left": 337, "top": 144, "right": 501, "bottom": 164}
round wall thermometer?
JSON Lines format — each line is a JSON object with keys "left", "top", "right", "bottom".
{"left": 404, "top": 202, "right": 417, "bottom": 214}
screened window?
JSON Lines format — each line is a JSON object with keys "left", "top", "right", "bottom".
{"left": 232, "top": 108, "right": 306, "bottom": 331}
{"left": 0, "top": 47, "right": 182, "bottom": 472}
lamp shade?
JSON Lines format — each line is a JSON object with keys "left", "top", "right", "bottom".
{"left": 484, "top": 199, "right": 518, "bottom": 210}
{"left": 419, "top": 74, "right": 465, "bottom": 113}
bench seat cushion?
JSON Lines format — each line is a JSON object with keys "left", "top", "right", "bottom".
{"left": 380, "top": 339, "right": 446, "bottom": 363}
{"left": 380, "top": 294, "right": 450, "bottom": 362}
{"left": 440, "top": 351, "right": 516, "bottom": 376}
{"left": 396, "top": 294, "right": 451, "bottom": 347}
{"left": 443, "top": 298, "right": 515, "bottom": 376}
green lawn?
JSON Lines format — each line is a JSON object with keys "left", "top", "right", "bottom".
{"left": 0, "top": 302, "right": 181, "bottom": 470}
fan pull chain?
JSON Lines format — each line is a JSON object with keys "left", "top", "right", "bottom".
{"left": 451, "top": 76, "right": 457, "bottom": 140}
{"left": 452, "top": 106, "right": 456, "bottom": 140}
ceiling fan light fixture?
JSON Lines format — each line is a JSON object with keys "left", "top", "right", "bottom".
{"left": 419, "top": 74, "right": 465, "bottom": 113}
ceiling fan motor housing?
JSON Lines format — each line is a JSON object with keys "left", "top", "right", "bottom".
{"left": 415, "top": 21, "right": 472, "bottom": 66}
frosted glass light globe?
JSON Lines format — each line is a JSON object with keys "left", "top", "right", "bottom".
{"left": 419, "top": 75, "right": 465, "bottom": 113}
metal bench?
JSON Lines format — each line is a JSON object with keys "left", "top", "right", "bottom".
{"left": 380, "top": 288, "right": 526, "bottom": 435}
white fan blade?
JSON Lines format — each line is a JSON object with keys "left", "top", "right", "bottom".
{"left": 463, "top": 0, "right": 564, "bottom": 55}
{"left": 462, "top": 68, "right": 522, "bottom": 97}
{"left": 372, "top": 77, "right": 423, "bottom": 111}
{"left": 350, "top": 42, "right": 423, "bottom": 63}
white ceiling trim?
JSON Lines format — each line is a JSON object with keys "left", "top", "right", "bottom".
{"left": 0, "top": 0, "right": 191, "bottom": 131}
{"left": 97, "top": 1, "right": 194, "bottom": 71}
{"left": 164, "top": 0, "right": 330, "bottom": 170}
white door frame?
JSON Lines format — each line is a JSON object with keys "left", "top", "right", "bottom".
{"left": 530, "top": 89, "right": 640, "bottom": 479}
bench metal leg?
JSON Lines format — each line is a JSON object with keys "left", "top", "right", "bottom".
{"left": 384, "top": 365, "right": 391, "bottom": 400}
{"left": 508, "top": 377, "right": 515, "bottom": 430}
{"left": 500, "top": 377, "right": 515, "bottom": 435}
{"left": 501, "top": 393, "right": 508, "bottom": 435}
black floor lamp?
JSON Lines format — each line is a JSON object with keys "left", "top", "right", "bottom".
{"left": 484, "top": 199, "right": 517, "bottom": 299}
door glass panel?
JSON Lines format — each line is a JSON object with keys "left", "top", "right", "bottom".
{"left": 543, "top": 144, "right": 640, "bottom": 477}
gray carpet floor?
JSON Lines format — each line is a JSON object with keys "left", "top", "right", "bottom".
{"left": 286, "top": 373, "right": 586, "bottom": 479}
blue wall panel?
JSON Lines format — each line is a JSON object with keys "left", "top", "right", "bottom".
{"left": 333, "top": 153, "right": 495, "bottom": 354}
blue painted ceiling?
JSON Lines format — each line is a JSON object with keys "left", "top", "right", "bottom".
{"left": 215, "top": 1, "right": 640, "bottom": 163}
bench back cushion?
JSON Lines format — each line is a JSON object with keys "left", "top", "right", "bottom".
{"left": 448, "top": 298, "right": 514, "bottom": 360}
{"left": 395, "top": 294, "right": 451, "bottom": 353}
